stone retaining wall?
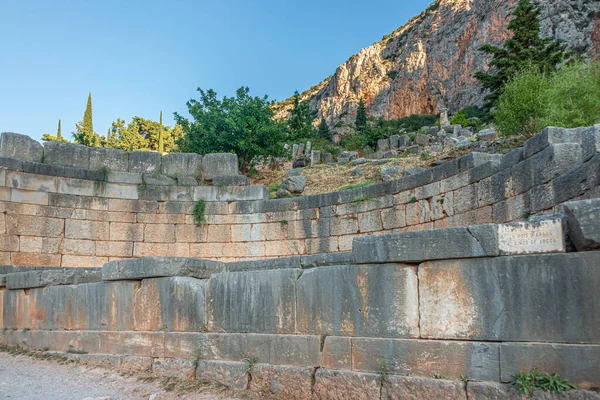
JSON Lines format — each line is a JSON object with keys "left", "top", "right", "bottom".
{"left": 1, "top": 207, "right": 599, "bottom": 399}
{"left": 0, "top": 125, "right": 598, "bottom": 266}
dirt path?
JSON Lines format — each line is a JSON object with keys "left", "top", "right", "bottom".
{"left": 0, "top": 351, "right": 239, "bottom": 400}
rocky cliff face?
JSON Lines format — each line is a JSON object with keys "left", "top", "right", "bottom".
{"left": 274, "top": 0, "right": 600, "bottom": 135}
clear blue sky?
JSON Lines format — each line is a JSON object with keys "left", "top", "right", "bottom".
{"left": 0, "top": 0, "right": 432, "bottom": 142}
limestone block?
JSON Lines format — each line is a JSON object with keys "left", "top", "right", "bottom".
{"left": 206, "top": 269, "right": 300, "bottom": 333}
{"left": 193, "top": 185, "right": 269, "bottom": 201}
{"left": 177, "top": 176, "right": 199, "bottom": 186}
{"left": 161, "top": 153, "right": 203, "bottom": 178}
{"left": 383, "top": 376, "right": 466, "bottom": 400}
{"left": 109, "top": 222, "right": 144, "bottom": 242}
{"left": 202, "top": 153, "right": 239, "bottom": 179}
{"left": 310, "top": 150, "right": 321, "bottom": 167}
{"left": 89, "top": 147, "right": 129, "bottom": 172}
{"left": 152, "top": 358, "right": 197, "bottom": 380}
{"left": 416, "top": 133, "right": 430, "bottom": 146}
{"left": 419, "top": 252, "right": 600, "bottom": 342}
{"left": 467, "top": 381, "right": 600, "bottom": 400}
{"left": 250, "top": 364, "right": 313, "bottom": 400}
{"left": 478, "top": 128, "right": 497, "bottom": 141}
{"left": 352, "top": 225, "right": 498, "bottom": 263}
{"left": 398, "top": 135, "right": 410, "bottom": 147}
{"left": 102, "top": 257, "right": 225, "bottom": 280}
{"left": 10, "top": 188, "right": 49, "bottom": 205}
{"left": 314, "top": 369, "right": 381, "bottom": 400}
{"left": 582, "top": 124, "right": 600, "bottom": 162}
{"left": 563, "top": 198, "right": 600, "bottom": 251}
{"left": 196, "top": 360, "right": 248, "bottom": 390}
{"left": 65, "top": 219, "right": 109, "bottom": 240}
{"left": 377, "top": 138, "right": 390, "bottom": 152}
{"left": 211, "top": 175, "right": 249, "bottom": 186}
{"left": 296, "top": 264, "right": 419, "bottom": 338}
{"left": 128, "top": 151, "right": 161, "bottom": 174}
{"left": 6, "top": 268, "right": 101, "bottom": 289}
{"left": 0, "top": 132, "right": 43, "bottom": 162}
{"left": 389, "top": 135, "right": 400, "bottom": 149}
{"left": 134, "top": 277, "right": 205, "bottom": 332}
{"left": 500, "top": 342, "right": 600, "bottom": 389}
{"left": 43, "top": 141, "right": 90, "bottom": 169}
{"left": 6, "top": 214, "right": 64, "bottom": 237}
{"left": 352, "top": 338, "right": 500, "bottom": 381}
{"left": 2, "top": 289, "right": 30, "bottom": 329}
{"left": 523, "top": 126, "right": 581, "bottom": 158}
{"left": 6, "top": 171, "right": 57, "bottom": 192}
{"left": 106, "top": 171, "right": 142, "bottom": 184}
{"left": 142, "top": 173, "right": 176, "bottom": 186}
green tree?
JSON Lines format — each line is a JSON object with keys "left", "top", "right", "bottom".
{"left": 474, "top": 0, "right": 567, "bottom": 107}
{"left": 73, "top": 93, "right": 103, "bottom": 146}
{"left": 355, "top": 98, "right": 367, "bottom": 132}
{"left": 288, "top": 90, "right": 313, "bottom": 139}
{"left": 317, "top": 118, "right": 330, "bottom": 140}
{"left": 175, "top": 87, "right": 289, "bottom": 172}
{"left": 158, "top": 111, "right": 164, "bottom": 153}
{"left": 41, "top": 119, "right": 69, "bottom": 142}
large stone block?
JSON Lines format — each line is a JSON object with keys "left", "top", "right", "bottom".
{"left": 352, "top": 225, "right": 498, "bottom": 263}
{"left": 500, "top": 342, "right": 600, "bottom": 389}
{"left": 206, "top": 269, "right": 300, "bottom": 333}
{"left": 2, "top": 289, "right": 30, "bottom": 329}
{"left": 5, "top": 269, "right": 101, "bottom": 289}
{"left": 0, "top": 132, "right": 43, "bottom": 162}
{"left": 212, "top": 175, "right": 250, "bottom": 186}
{"left": 65, "top": 219, "right": 109, "bottom": 240}
{"left": 28, "top": 281, "right": 139, "bottom": 331}
{"left": 196, "top": 360, "right": 248, "bottom": 390}
{"left": 6, "top": 214, "right": 64, "bottom": 237}
{"left": 314, "top": 369, "right": 381, "bottom": 400}
{"left": 383, "top": 375, "right": 466, "bottom": 400}
{"left": 161, "top": 153, "right": 203, "bottom": 178}
{"left": 202, "top": 153, "right": 239, "bottom": 179}
{"left": 250, "top": 364, "right": 313, "bottom": 400}
{"left": 43, "top": 141, "right": 90, "bottom": 169}
{"left": 128, "top": 151, "right": 161, "bottom": 174}
{"left": 102, "top": 257, "right": 225, "bottom": 280}
{"left": 467, "top": 381, "right": 600, "bottom": 400}
{"left": 351, "top": 338, "right": 500, "bottom": 381}
{"left": 563, "top": 198, "right": 600, "bottom": 251}
{"left": 134, "top": 277, "right": 205, "bottom": 331}
{"left": 419, "top": 252, "right": 600, "bottom": 342}
{"left": 193, "top": 185, "right": 268, "bottom": 201}
{"left": 582, "top": 124, "right": 600, "bottom": 162}
{"left": 523, "top": 126, "right": 581, "bottom": 159}
{"left": 296, "top": 265, "right": 419, "bottom": 338}
{"left": 89, "top": 147, "right": 129, "bottom": 172}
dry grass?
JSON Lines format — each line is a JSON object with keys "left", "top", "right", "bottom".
{"left": 251, "top": 135, "right": 530, "bottom": 196}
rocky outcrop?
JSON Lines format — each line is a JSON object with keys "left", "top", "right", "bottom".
{"left": 274, "top": 0, "right": 600, "bottom": 133}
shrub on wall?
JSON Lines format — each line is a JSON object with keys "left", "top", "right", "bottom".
{"left": 495, "top": 61, "right": 600, "bottom": 137}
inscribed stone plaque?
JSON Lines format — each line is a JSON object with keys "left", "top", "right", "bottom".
{"left": 498, "top": 219, "right": 565, "bottom": 255}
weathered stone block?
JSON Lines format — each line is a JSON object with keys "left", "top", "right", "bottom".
{"left": 250, "top": 364, "right": 313, "bottom": 400}
{"left": 65, "top": 219, "right": 109, "bottom": 240}
{"left": 193, "top": 185, "right": 269, "bottom": 201}
{"left": 128, "top": 151, "right": 161, "bottom": 174}
{"left": 142, "top": 173, "right": 176, "bottom": 186}
{"left": 206, "top": 269, "right": 300, "bottom": 333}
{"left": 6, "top": 214, "right": 64, "bottom": 237}
{"left": 383, "top": 375, "right": 466, "bottom": 400}
{"left": 43, "top": 141, "right": 90, "bottom": 169}
{"left": 6, "top": 268, "right": 101, "bottom": 289}
{"left": 152, "top": 358, "right": 197, "bottom": 380}
{"left": 109, "top": 222, "right": 144, "bottom": 242}
{"left": 352, "top": 338, "right": 500, "bottom": 381}
{"left": 322, "top": 336, "right": 352, "bottom": 370}
{"left": 212, "top": 175, "right": 249, "bottom": 186}
{"left": 0, "top": 132, "right": 43, "bottom": 162}
{"left": 419, "top": 252, "right": 600, "bottom": 342}
{"left": 202, "top": 153, "right": 239, "bottom": 179}
{"left": 161, "top": 153, "right": 203, "bottom": 178}
{"left": 89, "top": 147, "right": 129, "bottom": 172}
{"left": 523, "top": 126, "right": 581, "bottom": 158}
{"left": 296, "top": 265, "right": 419, "bottom": 338}
{"left": 196, "top": 360, "right": 248, "bottom": 390}
{"left": 563, "top": 198, "right": 600, "bottom": 251}
{"left": 2, "top": 289, "right": 30, "bottom": 329}
{"left": 500, "top": 343, "right": 600, "bottom": 389}
{"left": 134, "top": 277, "right": 205, "bottom": 331}
{"left": 102, "top": 257, "right": 225, "bottom": 280}
{"left": 582, "top": 124, "right": 600, "bottom": 162}
{"left": 352, "top": 225, "right": 498, "bottom": 263}
{"left": 314, "top": 369, "right": 381, "bottom": 400}
{"left": 6, "top": 171, "right": 57, "bottom": 192}
{"left": 10, "top": 188, "right": 49, "bottom": 205}
{"left": 467, "top": 381, "right": 600, "bottom": 400}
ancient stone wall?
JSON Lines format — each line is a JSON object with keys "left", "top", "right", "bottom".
{"left": 0, "top": 126, "right": 598, "bottom": 267}
{"left": 1, "top": 203, "right": 599, "bottom": 399}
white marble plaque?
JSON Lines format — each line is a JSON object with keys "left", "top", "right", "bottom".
{"left": 498, "top": 219, "right": 565, "bottom": 255}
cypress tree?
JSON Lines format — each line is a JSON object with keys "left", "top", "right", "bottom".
{"left": 355, "top": 98, "right": 367, "bottom": 132}
{"left": 474, "top": 0, "right": 567, "bottom": 107}
{"left": 74, "top": 93, "right": 101, "bottom": 146}
{"left": 158, "top": 110, "right": 164, "bottom": 153}
{"left": 318, "top": 118, "right": 330, "bottom": 140}
{"left": 57, "top": 119, "right": 62, "bottom": 140}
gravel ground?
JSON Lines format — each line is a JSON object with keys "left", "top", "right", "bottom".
{"left": 0, "top": 351, "right": 239, "bottom": 400}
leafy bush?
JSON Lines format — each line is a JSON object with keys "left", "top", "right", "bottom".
{"left": 175, "top": 87, "right": 289, "bottom": 172}
{"left": 339, "top": 132, "right": 368, "bottom": 151}
{"left": 495, "top": 61, "right": 600, "bottom": 137}
{"left": 193, "top": 199, "right": 206, "bottom": 226}
{"left": 511, "top": 369, "right": 576, "bottom": 394}
{"left": 450, "top": 110, "right": 468, "bottom": 127}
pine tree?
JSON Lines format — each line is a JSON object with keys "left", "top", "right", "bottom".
{"left": 355, "top": 98, "right": 367, "bottom": 132}
{"left": 74, "top": 93, "right": 102, "bottom": 146}
{"left": 158, "top": 110, "right": 164, "bottom": 153}
{"left": 318, "top": 118, "right": 330, "bottom": 140}
{"left": 57, "top": 119, "right": 62, "bottom": 140}
{"left": 474, "top": 0, "right": 567, "bottom": 107}
{"left": 288, "top": 90, "right": 313, "bottom": 138}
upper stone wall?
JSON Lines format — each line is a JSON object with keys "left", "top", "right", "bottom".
{"left": 0, "top": 132, "right": 242, "bottom": 181}
{"left": 0, "top": 125, "right": 598, "bottom": 266}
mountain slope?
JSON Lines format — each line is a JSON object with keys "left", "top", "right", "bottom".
{"left": 274, "top": 0, "right": 600, "bottom": 137}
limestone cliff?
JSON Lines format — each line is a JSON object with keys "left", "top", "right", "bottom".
{"left": 274, "top": 0, "right": 600, "bottom": 133}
